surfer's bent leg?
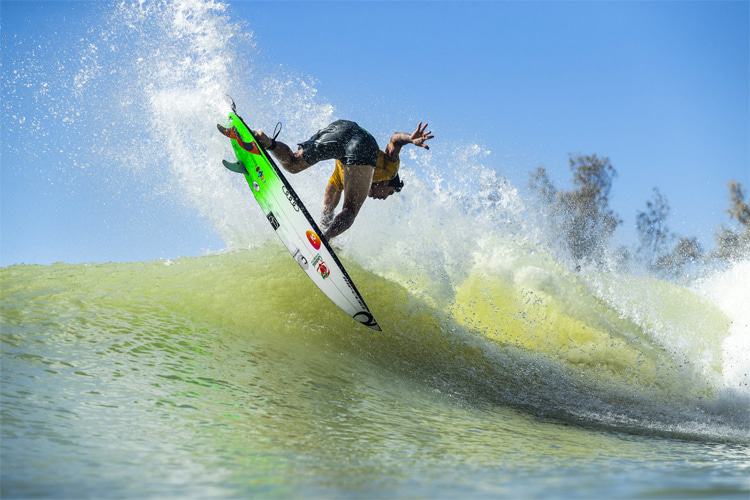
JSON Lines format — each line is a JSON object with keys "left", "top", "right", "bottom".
{"left": 323, "top": 164, "right": 374, "bottom": 240}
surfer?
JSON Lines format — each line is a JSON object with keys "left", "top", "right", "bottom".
{"left": 253, "top": 120, "right": 433, "bottom": 239}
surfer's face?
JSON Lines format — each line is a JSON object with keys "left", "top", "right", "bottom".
{"left": 369, "top": 181, "right": 396, "bottom": 200}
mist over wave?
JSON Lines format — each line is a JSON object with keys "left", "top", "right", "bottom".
{"left": 3, "top": 0, "right": 748, "bottom": 442}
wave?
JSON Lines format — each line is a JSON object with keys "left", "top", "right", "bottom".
{"left": 3, "top": 248, "right": 748, "bottom": 443}
{"left": 2, "top": 0, "right": 748, "bottom": 444}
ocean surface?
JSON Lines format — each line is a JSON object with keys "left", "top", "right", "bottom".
{"left": 2, "top": 249, "right": 749, "bottom": 499}
{"left": 2, "top": 1, "right": 749, "bottom": 499}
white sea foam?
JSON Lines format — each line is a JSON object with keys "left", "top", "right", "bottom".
{"left": 696, "top": 259, "right": 750, "bottom": 396}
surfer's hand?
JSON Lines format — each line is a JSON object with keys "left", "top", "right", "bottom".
{"left": 254, "top": 130, "right": 273, "bottom": 149}
{"left": 410, "top": 122, "right": 434, "bottom": 150}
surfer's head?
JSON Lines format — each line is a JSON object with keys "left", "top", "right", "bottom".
{"left": 369, "top": 174, "right": 403, "bottom": 200}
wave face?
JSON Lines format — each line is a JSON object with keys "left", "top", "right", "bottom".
{"left": 2, "top": 251, "right": 749, "bottom": 498}
{"left": 2, "top": 1, "right": 749, "bottom": 498}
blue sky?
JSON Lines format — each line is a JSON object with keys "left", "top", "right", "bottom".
{"left": 2, "top": 1, "right": 748, "bottom": 266}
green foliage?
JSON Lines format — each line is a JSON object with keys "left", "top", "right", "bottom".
{"left": 713, "top": 181, "right": 750, "bottom": 261}
{"left": 529, "top": 154, "right": 621, "bottom": 264}
{"left": 655, "top": 236, "right": 703, "bottom": 275}
{"left": 727, "top": 181, "right": 750, "bottom": 226}
{"left": 530, "top": 155, "right": 748, "bottom": 273}
{"left": 635, "top": 188, "right": 703, "bottom": 275}
{"left": 636, "top": 188, "right": 671, "bottom": 267}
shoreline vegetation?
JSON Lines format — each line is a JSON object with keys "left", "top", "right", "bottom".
{"left": 529, "top": 154, "right": 750, "bottom": 278}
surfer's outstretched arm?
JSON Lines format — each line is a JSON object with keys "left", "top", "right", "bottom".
{"left": 255, "top": 130, "right": 310, "bottom": 174}
{"left": 384, "top": 122, "right": 434, "bottom": 161}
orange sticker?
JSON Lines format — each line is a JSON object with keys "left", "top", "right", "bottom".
{"left": 306, "top": 231, "right": 321, "bottom": 250}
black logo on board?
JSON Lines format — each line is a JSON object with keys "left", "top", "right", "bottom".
{"left": 282, "top": 185, "right": 300, "bottom": 212}
{"left": 267, "top": 212, "right": 280, "bottom": 230}
{"left": 353, "top": 311, "right": 378, "bottom": 327}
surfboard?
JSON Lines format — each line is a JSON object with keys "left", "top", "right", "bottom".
{"left": 218, "top": 110, "right": 381, "bottom": 331}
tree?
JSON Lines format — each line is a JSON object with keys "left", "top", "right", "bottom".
{"left": 636, "top": 188, "right": 671, "bottom": 267}
{"left": 727, "top": 181, "right": 750, "bottom": 226}
{"left": 529, "top": 154, "right": 622, "bottom": 264}
{"left": 634, "top": 188, "right": 703, "bottom": 275}
{"left": 714, "top": 181, "right": 750, "bottom": 261}
{"left": 529, "top": 166, "right": 557, "bottom": 206}
{"left": 655, "top": 236, "right": 703, "bottom": 274}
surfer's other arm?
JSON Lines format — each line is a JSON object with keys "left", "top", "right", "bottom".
{"left": 322, "top": 182, "right": 341, "bottom": 231}
{"left": 384, "top": 122, "right": 433, "bottom": 162}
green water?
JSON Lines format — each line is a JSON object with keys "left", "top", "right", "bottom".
{"left": 2, "top": 248, "right": 748, "bottom": 499}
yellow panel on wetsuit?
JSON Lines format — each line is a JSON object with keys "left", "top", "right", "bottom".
{"left": 328, "top": 151, "right": 400, "bottom": 192}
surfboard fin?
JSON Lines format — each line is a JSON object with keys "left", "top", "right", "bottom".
{"left": 222, "top": 160, "right": 248, "bottom": 174}
{"left": 218, "top": 123, "right": 262, "bottom": 155}
{"left": 217, "top": 123, "right": 237, "bottom": 139}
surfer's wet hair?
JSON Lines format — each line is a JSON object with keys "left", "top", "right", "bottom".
{"left": 388, "top": 174, "right": 404, "bottom": 193}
